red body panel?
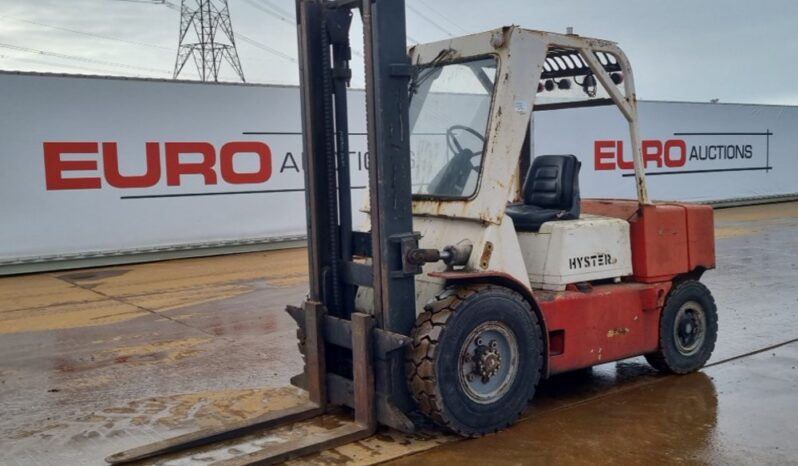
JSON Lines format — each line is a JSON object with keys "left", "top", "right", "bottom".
{"left": 536, "top": 281, "right": 671, "bottom": 374}
{"left": 432, "top": 200, "right": 715, "bottom": 376}
{"left": 685, "top": 204, "right": 716, "bottom": 270}
{"left": 632, "top": 204, "right": 690, "bottom": 281}
{"left": 583, "top": 200, "right": 715, "bottom": 282}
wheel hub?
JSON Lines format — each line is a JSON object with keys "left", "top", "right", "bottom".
{"left": 472, "top": 343, "right": 502, "bottom": 382}
{"left": 458, "top": 322, "right": 519, "bottom": 404}
{"left": 673, "top": 300, "right": 706, "bottom": 356}
{"left": 679, "top": 318, "right": 698, "bottom": 345}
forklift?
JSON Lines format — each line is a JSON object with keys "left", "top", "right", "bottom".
{"left": 108, "top": 0, "right": 717, "bottom": 464}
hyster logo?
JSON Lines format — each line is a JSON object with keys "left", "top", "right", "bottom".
{"left": 568, "top": 253, "right": 617, "bottom": 270}
{"left": 43, "top": 141, "right": 272, "bottom": 190}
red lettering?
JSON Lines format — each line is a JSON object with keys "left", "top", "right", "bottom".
{"left": 594, "top": 140, "right": 616, "bottom": 170}
{"left": 642, "top": 140, "right": 663, "bottom": 168}
{"left": 165, "top": 142, "right": 217, "bottom": 186}
{"left": 43, "top": 142, "right": 101, "bottom": 190}
{"left": 664, "top": 139, "right": 687, "bottom": 167}
{"left": 103, "top": 142, "right": 161, "bottom": 188}
{"left": 220, "top": 142, "right": 272, "bottom": 184}
{"left": 616, "top": 140, "right": 634, "bottom": 170}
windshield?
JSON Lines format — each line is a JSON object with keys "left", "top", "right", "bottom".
{"left": 409, "top": 56, "right": 497, "bottom": 199}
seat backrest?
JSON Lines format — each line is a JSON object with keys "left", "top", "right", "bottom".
{"left": 522, "top": 154, "right": 581, "bottom": 212}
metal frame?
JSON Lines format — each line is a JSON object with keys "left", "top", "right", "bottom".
{"left": 409, "top": 27, "right": 650, "bottom": 226}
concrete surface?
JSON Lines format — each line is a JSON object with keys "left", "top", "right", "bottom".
{"left": 1, "top": 202, "right": 797, "bottom": 465}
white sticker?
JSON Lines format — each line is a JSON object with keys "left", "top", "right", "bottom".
{"left": 513, "top": 100, "right": 530, "bottom": 114}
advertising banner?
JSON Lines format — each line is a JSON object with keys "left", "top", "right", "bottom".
{"left": 534, "top": 101, "right": 792, "bottom": 202}
{"left": 1, "top": 72, "right": 796, "bottom": 269}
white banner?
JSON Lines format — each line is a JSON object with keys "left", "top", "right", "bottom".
{"left": 534, "top": 102, "right": 791, "bottom": 201}
{"left": 1, "top": 72, "right": 796, "bottom": 266}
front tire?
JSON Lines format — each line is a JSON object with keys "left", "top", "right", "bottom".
{"left": 406, "top": 285, "right": 543, "bottom": 436}
{"left": 646, "top": 280, "right": 718, "bottom": 374}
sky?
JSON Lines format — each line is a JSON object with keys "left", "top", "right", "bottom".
{"left": 0, "top": 0, "right": 796, "bottom": 105}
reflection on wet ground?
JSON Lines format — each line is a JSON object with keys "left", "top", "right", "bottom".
{"left": 1, "top": 203, "right": 797, "bottom": 465}
{"left": 388, "top": 342, "right": 798, "bottom": 465}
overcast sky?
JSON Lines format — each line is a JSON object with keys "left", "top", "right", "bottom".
{"left": 0, "top": 0, "right": 795, "bottom": 105}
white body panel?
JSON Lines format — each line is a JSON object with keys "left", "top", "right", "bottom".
{"left": 517, "top": 215, "right": 633, "bottom": 290}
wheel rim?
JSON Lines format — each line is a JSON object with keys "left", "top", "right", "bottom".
{"left": 458, "top": 321, "right": 519, "bottom": 404}
{"left": 673, "top": 300, "right": 707, "bottom": 356}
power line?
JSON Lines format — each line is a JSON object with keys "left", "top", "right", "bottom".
{"left": 406, "top": 3, "right": 454, "bottom": 37}
{"left": 111, "top": 0, "right": 297, "bottom": 73}
{"left": 236, "top": 33, "right": 297, "bottom": 63}
{"left": 0, "top": 52, "right": 242, "bottom": 81}
{"left": 257, "top": 0, "right": 294, "bottom": 20}
{"left": 0, "top": 42, "right": 172, "bottom": 75}
{"left": 161, "top": 0, "right": 181, "bottom": 11}
{"left": 0, "top": 15, "right": 172, "bottom": 51}
{"left": 408, "top": 0, "right": 468, "bottom": 35}
{"left": 242, "top": 0, "right": 294, "bottom": 26}
{"left": 0, "top": 53, "right": 158, "bottom": 77}
{"left": 137, "top": 0, "right": 298, "bottom": 66}
{"left": 110, "top": 0, "right": 179, "bottom": 10}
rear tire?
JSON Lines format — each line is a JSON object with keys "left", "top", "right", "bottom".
{"left": 406, "top": 285, "right": 543, "bottom": 437}
{"left": 646, "top": 280, "right": 718, "bottom": 374}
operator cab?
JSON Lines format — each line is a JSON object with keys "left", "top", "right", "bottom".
{"left": 407, "top": 33, "right": 636, "bottom": 221}
{"left": 405, "top": 27, "right": 649, "bottom": 291}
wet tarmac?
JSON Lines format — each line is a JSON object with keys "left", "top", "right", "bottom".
{"left": 1, "top": 202, "right": 797, "bottom": 465}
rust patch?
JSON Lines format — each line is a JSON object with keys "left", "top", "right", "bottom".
{"left": 532, "top": 290, "right": 557, "bottom": 302}
{"left": 479, "top": 241, "right": 494, "bottom": 269}
{"left": 607, "top": 327, "right": 630, "bottom": 338}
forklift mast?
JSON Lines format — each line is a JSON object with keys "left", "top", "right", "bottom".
{"left": 296, "top": 0, "right": 420, "bottom": 429}
{"left": 106, "top": 2, "right": 421, "bottom": 464}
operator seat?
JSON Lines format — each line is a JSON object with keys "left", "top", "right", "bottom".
{"left": 506, "top": 154, "right": 581, "bottom": 232}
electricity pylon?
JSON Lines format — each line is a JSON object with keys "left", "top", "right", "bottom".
{"left": 173, "top": 0, "right": 245, "bottom": 82}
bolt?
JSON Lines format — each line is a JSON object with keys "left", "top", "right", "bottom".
{"left": 476, "top": 338, "right": 483, "bottom": 346}
{"left": 482, "top": 376, "right": 490, "bottom": 384}
{"left": 466, "top": 374, "right": 474, "bottom": 382}
{"left": 489, "top": 340, "right": 497, "bottom": 349}
{"left": 464, "top": 353, "right": 472, "bottom": 363}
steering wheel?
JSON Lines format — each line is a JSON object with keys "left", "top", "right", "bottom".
{"left": 446, "top": 125, "right": 486, "bottom": 173}
{"left": 426, "top": 125, "right": 486, "bottom": 196}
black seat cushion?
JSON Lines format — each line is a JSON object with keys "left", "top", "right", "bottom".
{"left": 505, "top": 203, "right": 573, "bottom": 231}
{"left": 506, "top": 154, "right": 581, "bottom": 232}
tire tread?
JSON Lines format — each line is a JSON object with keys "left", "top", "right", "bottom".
{"left": 405, "top": 284, "right": 543, "bottom": 436}
{"left": 645, "top": 279, "right": 718, "bottom": 374}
